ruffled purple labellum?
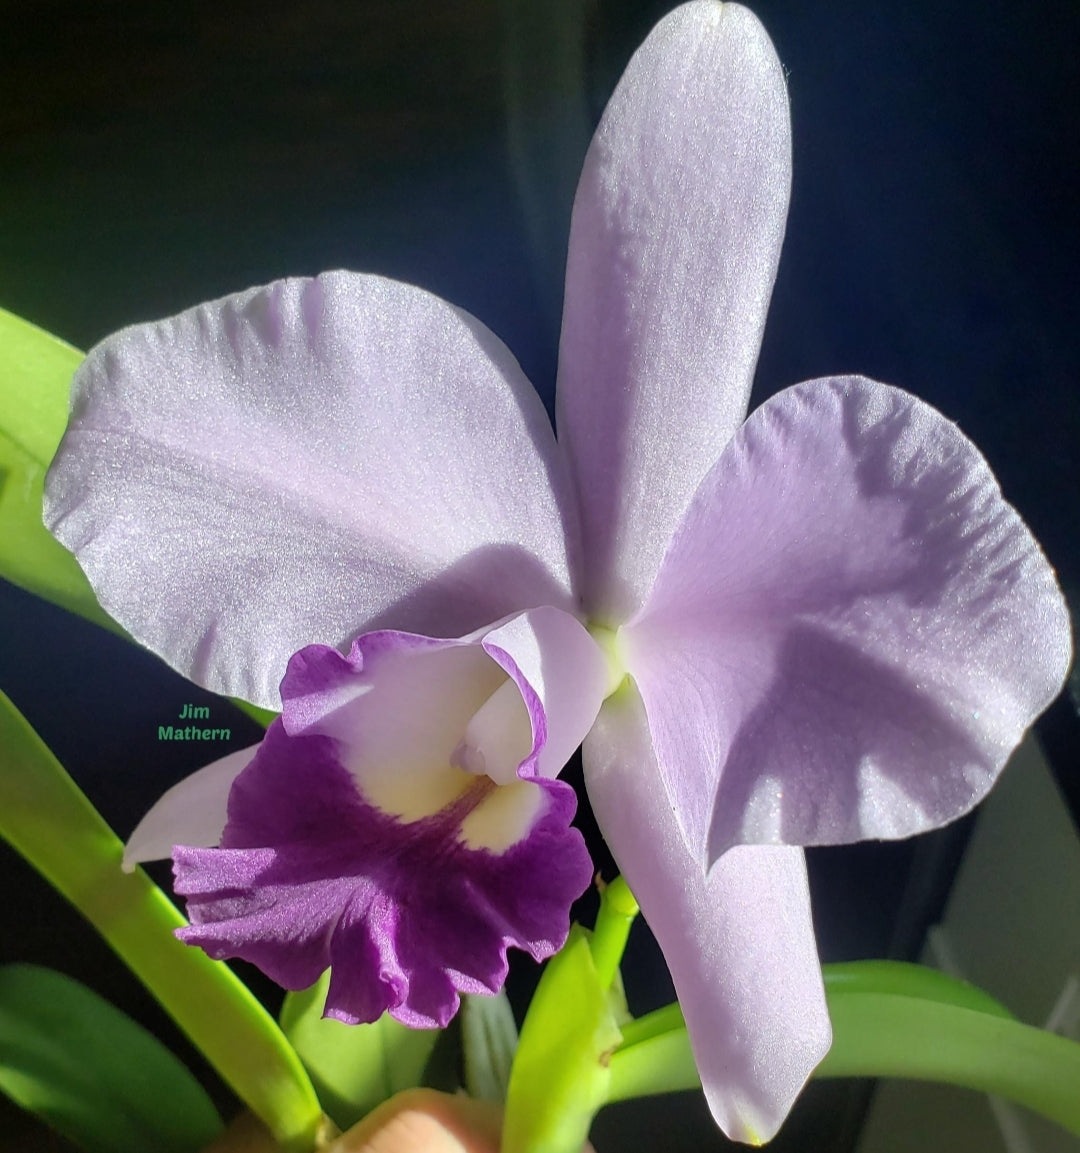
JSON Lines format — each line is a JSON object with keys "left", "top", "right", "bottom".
{"left": 172, "top": 607, "right": 605, "bottom": 1027}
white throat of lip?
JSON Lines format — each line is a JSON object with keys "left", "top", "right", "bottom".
{"left": 451, "top": 677, "right": 530, "bottom": 786}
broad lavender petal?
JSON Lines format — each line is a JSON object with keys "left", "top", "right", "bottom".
{"left": 123, "top": 744, "right": 259, "bottom": 871}
{"left": 45, "top": 272, "right": 580, "bottom": 709}
{"left": 584, "top": 685, "right": 830, "bottom": 1144}
{"left": 625, "top": 377, "right": 1072, "bottom": 865}
{"left": 557, "top": 1, "right": 791, "bottom": 621}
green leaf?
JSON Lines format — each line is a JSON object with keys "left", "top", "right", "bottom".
{"left": 0, "top": 308, "right": 124, "bottom": 636}
{"left": 605, "top": 961, "right": 1080, "bottom": 1137}
{"left": 0, "top": 964, "right": 222, "bottom": 1153}
{"left": 503, "top": 928, "right": 623, "bottom": 1153}
{"left": 0, "top": 308, "right": 78, "bottom": 484}
{"left": 417, "top": 1013, "right": 465, "bottom": 1095}
{"left": 461, "top": 991, "right": 518, "bottom": 1104}
{"left": 818, "top": 990, "right": 1080, "bottom": 1132}
{"left": 0, "top": 689, "right": 323, "bottom": 1152}
{"left": 823, "top": 960, "right": 1013, "bottom": 1019}
{"left": 280, "top": 971, "right": 439, "bottom": 1131}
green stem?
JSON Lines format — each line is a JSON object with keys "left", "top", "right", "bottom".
{"left": 589, "top": 876, "right": 639, "bottom": 990}
{"left": 0, "top": 690, "right": 323, "bottom": 1152}
{"left": 615, "top": 1002, "right": 684, "bottom": 1050}
{"left": 502, "top": 929, "right": 623, "bottom": 1153}
{"left": 499, "top": 878, "right": 639, "bottom": 1152}
{"left": 605, "top": 1021, "right": 696, "bottom": 1102}
{"left": 606, "top": 962, "right": 1080, "bottom": 1137}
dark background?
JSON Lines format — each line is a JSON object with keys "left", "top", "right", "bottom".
{"left": 1, "top": 0, "right": 1077, "bottom": 1149}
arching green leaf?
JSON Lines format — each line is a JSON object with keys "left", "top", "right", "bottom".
{"left": 0, "top": 308, "right": 123, "bottom": 634}
{"left": 0, "top": 963, "right": 222, "bottom": 1153}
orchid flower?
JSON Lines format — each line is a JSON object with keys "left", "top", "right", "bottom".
{"left": 43, "top": 1, "right": 1070, "bottom": 1144}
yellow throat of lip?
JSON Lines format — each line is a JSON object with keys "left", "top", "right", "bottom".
{"left": 588, "top": 624, "right": 630, "bottom": 699}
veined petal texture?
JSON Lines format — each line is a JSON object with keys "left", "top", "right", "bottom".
{"left": 174, "top": 610, "right": 604, "bottom": 1027}
{"left": 625, "top": 377, "right": 1072, "bottom": 864}
{"left": 557, "top": 1, "right": 791, "bottom": 621}
{"left": 584, "top": 686, "right": 830, "bottom": 1143}
{"left": 44, "top": 272, "right": 579, "bottom": 709}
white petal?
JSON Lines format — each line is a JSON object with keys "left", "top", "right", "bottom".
{"left": 122, "top": 744, "right": 259, "bottom": 870}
